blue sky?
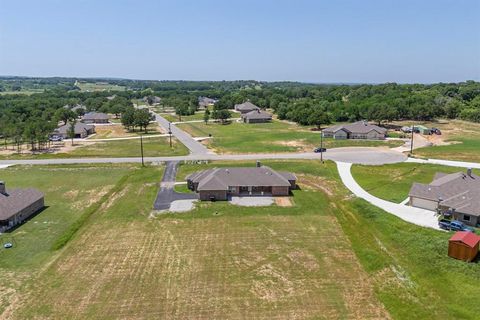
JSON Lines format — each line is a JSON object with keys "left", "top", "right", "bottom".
{"left": 0, "top": 0, "right": 479, "bottom": 83}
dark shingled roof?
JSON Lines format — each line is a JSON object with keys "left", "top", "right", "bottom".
{"left": 234, "top": 101, "right": 260, "bottom": 112}
{"left": 322, "top": 121, "right": 387, "bottom": 135}
{"left": 82, "top": 112, "right": 109, "bottom": 121}
{"left": 241, "top": 110, "right": 272, "bottom": 120}
{"left": 186, "top": 166, "right": 296, "bottom": 191}
{"left": 54, "top": 122, "right": 94, "bottom": 135}
{"left": 0, "top": 187, "right": 44, "bottom": 220}
{"left": 409, "top": 171, "right": 480, "bottom": 216}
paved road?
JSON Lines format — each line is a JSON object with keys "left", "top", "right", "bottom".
{"left": 154, "top": 113, "right": 211, "bottom": 155}
{"left": 336, "top": 162, "right": 440, "bottom": 230}
{"left": 406, "top": 157, "right": 480, "bottom": 169}
{"left": 153, "top": 161, "right": 198, "bottom": 210}
{"left": 0, "top": 147, "right": 407, "bottom": 166}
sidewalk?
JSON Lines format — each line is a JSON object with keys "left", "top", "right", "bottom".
{"left": 336, "top": 161, "right": 441, "bottom": 230}
{"left": 406, "top": 157, "right": 480, "bottom": 169}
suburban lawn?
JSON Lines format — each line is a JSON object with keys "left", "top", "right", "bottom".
{"left": 4, "top": 160, "right": 479, "bottom": 319}
{"left": 0, "top": 137, "right": 188, "bottom": 159}
{"left": 89, "top": 123, "right": 163, "bottom": 139}
{"left": 0, "top": 164, "right": 136, "bottom": 315}
{"left": 351, "top": 162, "right": 480, "bottom": 203}
{"left": 177, "top": 121, "right": 404, "bottom": 153}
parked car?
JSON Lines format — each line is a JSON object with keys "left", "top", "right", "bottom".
{"left": 314, "top": 147, "right": 327, "bottom": 153}
{"left": 431, "top": 128, "right": 442, "bottom": 135}
{"left": 49, "top": 135, "right": 63, "bottom": 142}
{"left": 438, "top": 219, "right": 475, "bottom": 232}
{"left": 401, "top": 126, "right": 412, "bottom": 133}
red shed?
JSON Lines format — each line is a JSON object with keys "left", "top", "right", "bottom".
{"left": 448, "top": 232, "right": 480, "bottom": 262}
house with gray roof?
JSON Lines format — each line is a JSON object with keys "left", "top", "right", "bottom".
{"left": 241, "top": 110, "right": 273, "bottom": 123}
{"left": 81, "top": 112, "right": 109, "bottom": 124}
{"left": 0, "top": 181, "right": 44, "bottom": 231}
{"left": 409, "top": 169, "right": 480, "bottom": 226}
{"left": 186, "top": 165, "right": 297, "bottom": 201}
{"left": 234, "top": 101, "right": 260, "bottom": 114}
{"left": 198, "top": 96, "right": 217, "bottom": 108}
{"left": 322, "top": 121, "right": 387, "bottom": 140}
{"left": 52, "top": 122, "right": 95, "bottom": 139}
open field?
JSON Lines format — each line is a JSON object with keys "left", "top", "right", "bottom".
{"left": 161, "top": 111, "right": 241, "bottom": 123}
{"left": 0, "top": 164, "right": 136, "bottom": 315}
{"left": 351, "top": 162, "right": 480, "bottom": 203}
{"left": 89, "top": 123, "right": 163, "bottom": 139}
{"left": 0, "top": 89, "right": 45, "bottom": 95}
{"left": 75, "top": 82, "right": 125, "bottom": 92}
{"left": 395, "top": 120, "right": 480, "bottom": 162}
{"left": 177, "top": 121, "right": 404, "bottom": 153}
{"left": 3, "top": 160, "right": 479, "bottom": 319}
{"left": 0, "top": 136, "right": 188, "bottom": 159}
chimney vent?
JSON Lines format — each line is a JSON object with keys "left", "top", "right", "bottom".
{"left": 467, "top": 168, "right": 472, "bottom": 177}
{"left": 0, "top": 181, "right": 5, "bottom": 195}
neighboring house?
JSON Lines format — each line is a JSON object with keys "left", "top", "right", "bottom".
{"left": 0, "top": 181, "right": 44, "bottom": 231}
{"left": 234, "top": 101, "right": 260, "bottom": 114}
{"left": 52, "top": 122, "right": 95, "bottom": 139}
{"left": 143, "top": 96, "right": 161, "bottom": 105}
{"left": 82, "top": 112, "right": 109, "bottom": 124}
{"left": 186, "top": 165, "right": 297, "bottom": 201}
{"left": 198, "top": 96, "right": 216, "bottom": 108}
{"left": 241, "top": 110, "right": 273, "bottom": 123}
{"left": 448, "top": 231, "right": 480, "bottom": 262}
{"left": 322, "top": 121, "right": 387, "bottom": 140}
{"left": 63, "top": 104, "right": 86, "bottom": 112}
{"left": 409, "top": 169, "right": 480, "bottom": 227}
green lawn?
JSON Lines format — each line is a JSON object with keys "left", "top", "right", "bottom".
{"left": 351, "top": 162, "right": 480, "bottom": 203}
{"left": 0, "top": 137, "right": 188, "bottom": 159}
{"left": 177, "top": 121, "right": 403, "bottom": 154}
{"left": 415, "top": 137, "right": 480, "bottom": 162}
{"left": 75, "top": 82, "right": 125, "bottom": 92}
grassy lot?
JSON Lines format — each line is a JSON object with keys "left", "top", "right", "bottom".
{"left": 351, "top": 162, "right": 480, "bottom": 203}
{"left": 401, "top": 120, "right": 480, "bottom": 162}
{"left": 161, "top": 112, "right": 240, "bottom": 123}
{"left": 177, "top": 121, "right": 403, "bottom": 154}
{"left": 89, "top": 123, "right": 162, "bottom": 139}
{"left": 75, "top": 82, "right": 125, "bottom": 92}
{"left": 0, "top": 164, "right": 136, "bottom": 314}
{"left": 4, "top": 160, "right": 479, "bottom": 319}
{"left": 0, "top": 137, "right": 188, "bottom": 159}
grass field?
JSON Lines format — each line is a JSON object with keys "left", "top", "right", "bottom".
{"left": 0, "top": 137, "right": 188, "bottom": 159}
{"left": 89, "top": 123, "right": 162, "bottom": 139}
{"left": 405, "top": 120, "right": 480, "bottom": 162}
{"left": 75, "top": 82, "right": 125, "bottom": 92}
{"left": 3, "top": 160, "right": 479, "bottom": 319}
{"left": 0, "top": 164, "right": 136, "bottom": 315}
{"left": 177, "top": 121, "right": 404, "bottom": 154}
{"left": 351, "top": 162, "right": 480, "bottom": 203}
{"left": 161, "top": 112, "right": 240, "bottom": 123}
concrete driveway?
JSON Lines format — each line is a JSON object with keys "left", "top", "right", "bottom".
{"left": 336, "top": 161, "right": 440, "bottom": 230}
{"left": 153, "top": 161, "right": 198, "bottom": 211}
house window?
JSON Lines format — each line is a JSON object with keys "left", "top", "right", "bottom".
{"left": 463, "top": 214, "right": 470, "bottom": 221}
{"left": 228, "top": 186, "right": 236, "bottom": 193}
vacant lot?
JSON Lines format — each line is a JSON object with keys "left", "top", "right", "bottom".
{"left": 401, "top": 120, "right": 480, "bottom": 162}
{"left": 177, "top": 121, "right": 403, "bottom": 153}
{"left": 90, "top": 123, "right": 163, "bottom": 139}
{"left": 351, "top": 162, "right": 480, "bottom": 203}
{"left": 0, "top": 164, "right": 135, "bottom": 315}
{"left": 0, "top": 136, "right": 188, "bottom": 159}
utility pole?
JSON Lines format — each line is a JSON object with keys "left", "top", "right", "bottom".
{"left": 410, "top": 124, "right": 414, "bottom": 155}
{"left": 168, "top": 122, "right": 172, "bottom": 148}
{"left": 140, "top": 134, "right": 144, "bottom": 167}
{"left": 320, "top": 130, "right": 324, "bottom": 163}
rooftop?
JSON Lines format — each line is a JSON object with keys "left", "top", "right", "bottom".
{"left": 242, "top": 110, "right": 272, "bottom": 120}
{"left": 323, "top": 121, "right": 387, "bottom": 134}
{"left": 235, "top": 101, "right": 260, "bottom": 111}
{"left": 0, "top": 187, "right": 44, "bottom": 221}
{"left": 449, "top": 231, "right": 480, "bottom": 248}
{"left": 82, "top": 112, "right": 109, "bottom": 120}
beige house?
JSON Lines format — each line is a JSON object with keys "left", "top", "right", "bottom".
{"left": 186, "top": 165, "right": 296, "bottom": 201}
{"left": 322, "top": 121, "right": 386, "bottom": 140}
{"left": 409, "top": 169, "right": 480, "bottom": 227}
{"left": 234, "top": 101, "right": 260, "bottom": 114}
{"left": 241, "top": 110, "right": 272, "bottom": 123}
{"left": 0, "top": 181, "right": 44, "bottom": 231}
{"left": 82, "top": 112, "right": 109, "bottom": 124}
{"left": 53, "top": 122, "right": 95, "bottom": 139}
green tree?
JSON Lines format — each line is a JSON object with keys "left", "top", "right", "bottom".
{"left": 54, "top": 108, "right": 75, "bottom": 125}
{"left": 134, "top": 109, "right": 152, "bottom": 133}
{"left": 121, "top": 108, "right": 135, "bottom": 131}
{"left": 204, "top": 109, "right": 210, "bottom": 124}
{"left": 67, "top": 118, "right": 77, "bottom": 146}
